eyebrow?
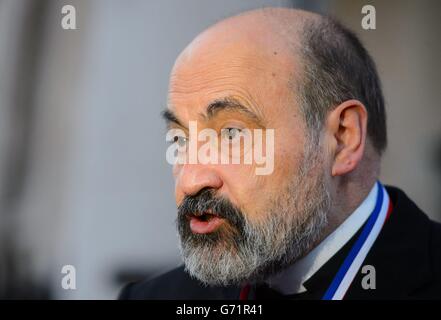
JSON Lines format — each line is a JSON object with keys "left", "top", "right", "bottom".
{"left": 205, "top": 97, "right": 263, "bottom": 124}
{"left": 162, "top": 109, "right": 184, "bottom": 128}
{"left": 162, "top": 96, "right": 264, "bottom": 128}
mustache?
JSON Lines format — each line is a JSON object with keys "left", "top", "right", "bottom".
{"left": 177, "top": 188, "right": 245, "bottom": 231}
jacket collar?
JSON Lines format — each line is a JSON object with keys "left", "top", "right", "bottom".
{"left": 237, "top": 186, "right": 434, "bottom": 300}
{"left": 301, "top": 186, "right": 433, "bottom": 299}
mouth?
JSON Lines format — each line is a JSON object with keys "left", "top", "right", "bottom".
{"left": 187, "top": 211, "right": 225, "bottom": 234}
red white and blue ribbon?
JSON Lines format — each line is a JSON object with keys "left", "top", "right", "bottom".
{"left": 322, "top": 181, "right": 392, "bottom": 300}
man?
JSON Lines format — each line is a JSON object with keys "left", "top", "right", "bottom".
{"left": 119, "top": 8, "right": 441, "bottom": 299}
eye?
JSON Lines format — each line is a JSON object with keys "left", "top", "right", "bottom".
{"left": 222, "top": 128, "right": 242, "bottom": 141}
{"left": 172, "top": 135, "right": 187, "bottom": 147}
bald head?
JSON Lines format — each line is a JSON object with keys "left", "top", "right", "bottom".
{"left": 177, "top": 7, "right": 318, "bottom": 58}
{"left": 171, "top": 8, "right": 316, "bottom": 102}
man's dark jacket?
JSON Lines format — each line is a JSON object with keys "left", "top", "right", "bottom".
{"left": 119, "top": 186, "right": 441, "bottom": 300}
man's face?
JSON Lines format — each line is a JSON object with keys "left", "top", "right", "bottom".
{"left": 165, "top": 27, "right": 332, "bottom": 285}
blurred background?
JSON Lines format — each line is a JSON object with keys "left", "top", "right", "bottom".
{"left": 0, "top": 0, "right": 440, "bottom": 299}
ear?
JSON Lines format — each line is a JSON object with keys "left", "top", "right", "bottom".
{"left": 325, "top": 100, "right": 368, "bottom": 177}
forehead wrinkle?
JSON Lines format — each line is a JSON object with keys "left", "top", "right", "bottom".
{"left": 169, "top": 60, "right": 271, "bottom": 95}
{"left": 169, "top": 76, "right": 268, "bottom": 121}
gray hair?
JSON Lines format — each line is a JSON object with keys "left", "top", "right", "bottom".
{"left": 296, "top": 17, "right": 387, "bottom": 154}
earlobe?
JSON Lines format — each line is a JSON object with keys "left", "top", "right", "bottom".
{"left": 328, "top": 100, "right": 368, "bottom": 177}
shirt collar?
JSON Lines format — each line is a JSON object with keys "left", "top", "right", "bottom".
{"left": 266, "top": 182, "right": 378, "bottom": 294}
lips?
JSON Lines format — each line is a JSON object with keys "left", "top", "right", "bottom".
{"left": 188, "top": 211, "right": 225, "bottom": 234}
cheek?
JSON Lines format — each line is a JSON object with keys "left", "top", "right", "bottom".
{"left": 218, "top": 164, "right": 267, "bottom": 213}
{"left": 274, "top": 123, "right": 306, "bottom": 177}
{"left": 219, "top": 129, "right": 306, "bottom": 218}
{"left": 274, "top": 143, "right": 303, "bottom": 179}
{"left": 220, "top": 163, "right": 263, "bottom": 191}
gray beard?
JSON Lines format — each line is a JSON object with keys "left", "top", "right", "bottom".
{"left": 177, "top": 145, "right": 331, "bottom": 287}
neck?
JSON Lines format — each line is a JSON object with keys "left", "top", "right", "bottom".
{"left": 314, "top": 167, "right": 379, "bottom": 252}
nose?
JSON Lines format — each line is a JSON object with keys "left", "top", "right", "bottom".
{"left": 175, "top": 163, "right": 223, "bottom": 199}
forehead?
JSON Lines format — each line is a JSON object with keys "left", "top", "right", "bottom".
{"left": 167, "top": 32, "right": 300, "bottom": 124}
